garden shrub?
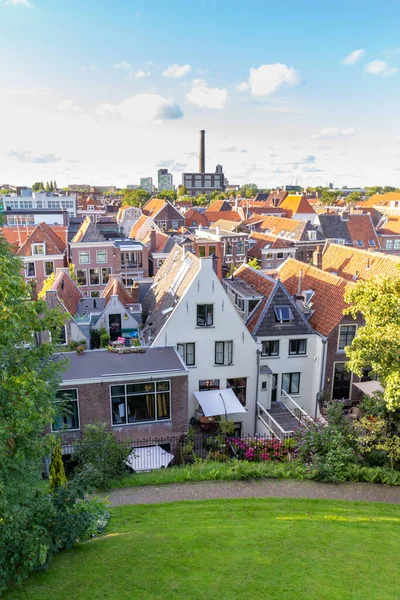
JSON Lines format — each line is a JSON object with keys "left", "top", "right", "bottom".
{"left": 99, "top": 328, "right": 110, "bottom": 348}
{"left": 49, "top": 439, "right": 67, "bottom": 489}
{"left": 73, "top": 423, "right": 131, "bottom": 489}
{"left": 229, "top": 436, "right": 290, "bottom": 462}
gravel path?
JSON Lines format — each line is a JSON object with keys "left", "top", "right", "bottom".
{"left": 101, "top": 479, "right": 400, "bottom": 506}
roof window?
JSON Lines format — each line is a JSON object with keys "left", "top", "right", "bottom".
{"left": 356, "top": 240, "right": 364, "bottom": 247}
{"left": 274, "top": 306, "right": 293, "bottom": 323}
{"left": 369, "top": 239, "right": 376, "bottom": 247}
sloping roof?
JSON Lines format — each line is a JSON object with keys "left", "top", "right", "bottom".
{"left": 184, "top": 208, "right": 209, "bottom": 228}
{"left": 78, "top": 195, "right": 102, "bottom": 210}
{"left": 204, "top": 210, "right": 242, "bottom": 223}
{"left": 101, "top": 275, "right": 133, "bottom": 307}
{"left": 277, "top": 258, "right": 353, "bottom": 336}
{"left": 360, "top": 192, "right": 400, "bottom": 208}
{"left": 321, "top": 243, "right": 400, "bottom": 281}
{"left": 234, "top": 263, "right": 276, "bottom": 297}
{"left": 266, "top": 190, "right": 288, "bottom": 205}
{"left": 207, "top": 200, "right": 232, "bottom": 212}
{"left": 142, "top": 247, "right": 201, "bottom": 343}
{"left": 48, "top": 269, "right": 83, "bottom": 316}
{"left": 211, "top": 219, "right": 241, "bottom": 232}
{"left": 345, "top": 214, "right": 380, "bottom": 248}
{"left": 279, "top": 195, "right": 316, "bottom": 218}
{"left": 141, "top": 230, "right": 176, "bottom": 253}
{"left": 16, "top": 222, "right": 67, "bottom": 256}
{"left": 142, "top": 199, "right": 167, "bottom": 218}
{"left": 377, "top": 216, "right": 400, "bottom": 235}
{"left": 72, "top": 216, "right": 107, "bottom": 243}
{"left": 255, "top": 216, "right": 311, "bottom": 240}
{"left": 129, "top": 214, "right": 158, "bottom": 240}
{"left": 248, "top": 232, "right": 293, "bottom": 258}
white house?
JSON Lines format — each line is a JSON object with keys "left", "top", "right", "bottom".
{"left": 116, "top": 205, "right": 143, "bottom": 237}
{"left": 2, "top": 191, "right": 77, "bottom": 217}
{"left": 142, "top": 248, "right": 259, "bottom": 435}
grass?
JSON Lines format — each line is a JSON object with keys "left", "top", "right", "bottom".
{"left": 5, "top": 497, "right": 400, "bottom": 600}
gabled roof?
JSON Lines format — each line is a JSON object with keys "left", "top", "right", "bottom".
{"left": 204, "top": 210, "right": 242, "bottom": 223}
{"left": 142, "top": 247, "right": 201, "bottom": 343}
{"left": 376, "top": 215, "right": 400, "bottom": 235}
{"left": 233, "top": 263, "right": 276, "bottom": 297}
{"left": 318, "top": 214, "right": 379, "bottom": 249}
{"left": 248, "top": 232, "right": 293, "bottom": 258}
{"left": 16, "top": 222, "right": 66, "bottom": 256}
{"left": 207, "top": 200, "right": 232, "bottom": 212}
{"left": 72, "top": 216, "right": 107, "bottom": 243}
{"left": 359, "top": 192, "right": 400, "bottom": 208}
{"left": 117, "top": 205, "right": 141, "bottom": 221}
{"left": 184, "top": 208, "right": 209, "bottom": 228}
{"left": 48, "top": 269, "right": 83, "bottom": 316}
{"left": 142, "top": 199, "right": 168, "bottom": 218}
{"left": 321, "top": 243, "right": 400, "bottom": 281}
{"left": 254, "top": 216, "right": 315, "bottom": 241}
{"left": 266, "top": 190, "right": 288, "bottom": 205}
{"left": 142, "top": 230, "right": 176, "bottom": 253}
{"left": 101, "top": 275, "right": 133, "bottom": 307}
{"left": 279, "top": 195, "right": 316, "bottom": 218}
{"left": 277, "top": 258, "right": 353, "bottom": 336}
{"left": 129, "top": 214, "right": 159, "bottom": 240}
{"left": 78, "top": 195, "right": 102, "bottom": 210}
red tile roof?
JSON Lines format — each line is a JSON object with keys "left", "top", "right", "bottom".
{"left": 207, "top": 200, "right": 232, "bottom": 212}
{"left": 142, "top": 199, "right": 167, "bottom": 218}
{"left": 345, "top": 214, "right": 380, "bottom": 248}
{"left": 359, "top": 192, "right": 400, "bottom": 208}
{"left": 376, "top": 216, "right": 400, "bottom": 235}
{"left": 321, "top": 243, "right": 400, "bottom": 281}
{"left": 277, "top": 258, "right": 353, "bottom": 335}
{"left": 142, "top": 230, "right": 170, "bottom": 252}
{"left": 278, "top": 195, "right": 316, "bottom": 218}
{"left": 129, "top": 214, "right": 156, "bottom": 240}
{"left": 204, "top": 210, "right": 242, "bottom": 223}
{"left": 101, "top": 276, "right": 133, "bottom": 307}
{"left": 1, "top": 225, "right": 68, "bottom": 249}
{"left": 16, "top": 222, "right": 66, "bottom": 257}
{"left": 49, "top": 269, "right": 83, "bottom": 316}
{"left": 248, "top": 232, "right": 292, "bottom": 259}
{"left": 184, "top": 208, "right": 209, "bottom": 228}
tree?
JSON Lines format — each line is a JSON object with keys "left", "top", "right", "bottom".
{"left": 53, "top": 180, "right": 58, "bottom": 190}
{"left": 49, "top": 181, "right": 54, "bottom": 192}
{"left": 122, "top": 189, "right": 150, "bottom": 207}
{"left": 344, "top": 274, "right": 400, "bottom": 410}
{"left": 40, "top": 181, "right": 45, "bottom": 191}
{"left": 239, "top": 183, "right": 258, "bottom": 198}
{"left": 32, "top": 182, "right": 41, "bottom": 191}
{"left": 247, "top": 257, "right": 260, "bottom": 269}
{"left": 49, "top": 439, "right": 67, "bottom": 489}
{"left": 345, "top": 191, "right": 362, "bottom": 204}
{"left": 320, "top": 190, "right": 340, "bottom": 205}
{"left": 45, "top": 181, "right": 50, "bottom": 192}
{"left": 157, "top": 190, "right": 177, "bottom": 202}
{"left": 38, "top": 263, "right": 77, "bottom": 299}
{"left": 178, "top": 185, "right": 188, "bottom": 197}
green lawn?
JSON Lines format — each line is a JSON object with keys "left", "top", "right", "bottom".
{"left": 5, "top": 498, "right": 400, "bottom": 600}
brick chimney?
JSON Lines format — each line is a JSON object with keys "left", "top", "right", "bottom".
{"left": 312, "top": 245, "right": 322, "bottom": 269}
{"left": 131, "top": 281, "right": 140, "bottom": 303}
{"left": 149, "top": 228, "right": 157, "bottom": 253}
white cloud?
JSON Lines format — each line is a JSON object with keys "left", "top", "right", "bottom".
{"left": 341, "top": 49, "right": 365, "bottom": 65}
{"left": 57, "top": 99, "right": 82, "bottom": 113}
{"left": 96, "top": 93, "right": 183, "bottom": 124}
{"left": 186, "top": 79, "right": 228, "bottom": 109}
{"left": 221, "top": 146, "right": 248, "bottom": 153}
{"left": 236, "top": 81, "right": 250, "bottom": 92}
{"left": 162, "top": 64, "right": 192, "bottom": 79}
{"left": 240, "top": 63, "right": 300, "bottom": 96}
{"left": 126, "top": 69, "right": 150, "bottom": 80}
{"left": 2, "top": 0, "right": 32, "bottom": 5}
{"left": 7, "top": 150, "right": 61, "bottom": 163}
{"left": 310, "top": 127, "right": 355, "bottom": 140}
{"left": 365, "top": 60, "right": 397, "bottom": 76}
{"left": 113, "top": 61, "right": 131, "bottom": 70}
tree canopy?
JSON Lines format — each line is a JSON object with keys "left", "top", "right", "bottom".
{"left": 121, "top": 189, "right": 151, "bottom": 207}
{"left": 239, "top": 183, "right": 258, "bottom": 198}
{"left": 344, "top": 274, "right": 400, "bottom": 410}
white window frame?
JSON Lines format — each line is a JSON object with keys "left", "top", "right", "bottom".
{"left": 25, "top": 261, "right": 36, "bottom": 278}
{"left": 79, "top": 251, "right": 90, "bottom": 264}
{"left": 96, "top": 250, "right": 108, "bottom": 263}
{"left": 32, "top": 243, "right": 45, "bottom": 255}
{"left": 101, "top": 267, "right": 112, "bottom": 285}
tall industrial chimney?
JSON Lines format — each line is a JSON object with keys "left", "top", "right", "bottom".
{"left": 199, "top": 129, "right": 205, "bottom": 173}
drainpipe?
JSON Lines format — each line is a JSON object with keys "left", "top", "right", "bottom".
{"left": 316, "top": 336, "right": 328, "bottom": 418}
{"left": 254, "top": 348, "right": 261, "bottom": 434}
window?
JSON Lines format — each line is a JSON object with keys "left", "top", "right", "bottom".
{"left": 157, "top": 259, "right": 164, "bottom": 268}
{"left": 226, "top": 242, "right": 232, "bottom": 255}
{"left": 159, "top": 220, "right": 167, "bottom": 230}
{"left": 44, "top": 261, "right": 54, "bottom": 276}
{"left": 235, "top": 295, "right": 245, "bottom": 311}
{"left": 53, "top": 389, "right": 79, "bottom": 431}
{"left": 79, "top": 251, "right": 90, "bottom": 264}
{"left": 369, "top": 239, "right": 376, "bottom": 247}
{"left": 394, "top": 239, "right": 400, "bottom": 250}
{"left": 76, "top": 269, "right": 87, "bottom": 286}
{"left": 274, "top": 306, "right": 293, "bottom": 323}
{"left": 282, "top": 373, "right": 300, "bottom": 395}
{"left": 197, "top": 304, "right": 213, "bottom": 327}
{"left": 32, "top": 243, "right": 45, "bottom": 255}
{"left": 261, "top": 381, "right": 267, "bottom": 391}
{"left": 262, "top": 340, "right": 279, "bottom": 356}
{"left": 55, "top": 325, "right": 67, "bottom": 345}
{"left": 89, "top": 268, "right": 99, "bottom": 285}
{"left": 91, "top": 291, "right": 100, "bottom": 298}
{"left": 199, "top": 380, "right": 220, "bottom": 391}
{"left": 110, "top": 381, "right": 170, "bottom": 425}
{"left": 308, "top": 231, "right": 317, "bottom": 240}
{"left": 25, "top": 262, "right": 35, "bottom": 278}
{"left": 215, "top": 341, "right": 233, "bottom": 365}
{"left": 102, "top": 267, "right": 111, "bottom": 285}
{"left": 338, "top": 324, "right": 357, "bottom": 351}
{"left": 248, "top": 299, "right": 260, "bottom": 314}
{"left": 236, "top": 240, "right": 244, "bottom": 255}
{"left": 386, "top": 239, "right": 393, "bottom": 250}
{"left": 289, "top": 339, "right": 307, "bottom": 355}
{"left": 227, "top": 378, "right": 247, "bottom": 406}
{"left": 198, "top": 246, "right": 206, "bottom": 258}
{"left": 277, "top": 252, "right": 284, "bottom": 259}
{"left": 96, "top": 250, "right": 107, "bottom": 263}
{"left": 356, "top": 240, "right": 364, "bottom": 247}
{"left": 172, "top": 220, "right": 179, "bottom": 230}
{"left": 209, "top": 245, "right": 216, "bottom": 256}
{"left": 177, "top": 342, "right": 196, "bottom": 366}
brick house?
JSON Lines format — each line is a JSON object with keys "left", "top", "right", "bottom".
{"left": 53, "top": 348, "right": 189, "bottom": 447}
{"left": 142, "top": 199, "right": 184, "bottom": 232}
{"left": 247, "top": 231, "right": 295, "bottom": 270}
{"left": 15, "top": 221, "right": 67, "bottom": 296}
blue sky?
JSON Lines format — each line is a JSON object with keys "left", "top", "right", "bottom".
{"left": 1, "top": 0, "right": 400, "bottom": 188}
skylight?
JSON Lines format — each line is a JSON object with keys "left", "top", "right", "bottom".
{"left": 369, "top": 239, "right": 376, "bottom": 246}
{"left": 356, "top": 240, "right": 364, "bottom": 247}
{"left": 274, "top": 306, "right": 293, "bottom": 323}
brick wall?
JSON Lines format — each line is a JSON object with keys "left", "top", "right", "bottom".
{"left": 57, "top": 374, "right": 188, "bottom": 443}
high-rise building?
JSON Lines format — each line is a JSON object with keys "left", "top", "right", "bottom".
{"left": 140, "top": 177, "right": 154, "bottom": 194}
{"left": 158, "top": 169, "right": 174, "bottom": 191}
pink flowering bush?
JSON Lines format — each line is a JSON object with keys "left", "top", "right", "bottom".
{"left": 229, "top": 437, "right": 291, "bottom": 462}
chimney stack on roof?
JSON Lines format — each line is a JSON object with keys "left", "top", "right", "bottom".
{"left": 199, "top": 129, "right": 205, "bottom": 174}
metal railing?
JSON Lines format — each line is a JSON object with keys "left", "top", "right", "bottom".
{"left": 256, "top": 402, "right": 292, "bottom": 440}
{"left": 280, "top": 391, "right": 313, "bottom": 425}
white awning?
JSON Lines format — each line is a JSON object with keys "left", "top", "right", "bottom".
{"left": 194, "top": 388, "right": 247, "bottom": 417}
{"left": 126, "top": 445, "right": 174, "bottom": 472}
{"left": 353, "top": 381, "right": 383, "bottom": 396}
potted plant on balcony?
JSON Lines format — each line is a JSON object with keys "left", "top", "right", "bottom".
{"left": 76, "top": 345, "right": 85, "bottom": 355}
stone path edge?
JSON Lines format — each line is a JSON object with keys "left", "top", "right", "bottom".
{"left": 98, "top": 479, "right": 400, "bottom": 507}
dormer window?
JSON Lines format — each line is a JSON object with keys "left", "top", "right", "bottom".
{"left": 274, "top": 306, "right": 293, "bottom": 323}
{"left": 308, "top": 231, "right": 317, "bottom": 240}
{"left": 369, "top": 239, "right": 376, "bottom": 247}
{"left": 356, "top": 240, "right": 364, "bottom": 247}
{"left": 32, "top": 243, "right": 45, "bottom": 255}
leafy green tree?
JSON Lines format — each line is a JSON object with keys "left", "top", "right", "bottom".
{"left": 192, "top": 194, "right": 209, "bottom": 206}
{"left": 122, "top": 189, "right": 150, "bottom": 207}
{"left": 32, "top": 182, "right": 41, "bottom": 191}
{"left": 364, "top": 186, "right": 382, "bottom": 197}
{"left": 247, "top": 257, "right": 260, "bottom": 269}
{"left": 345, "top": 191, "right": 362, "bottom": 204}
{"left": 178, "top": 185, "right": 188, "bottom": 197}
{"left": 45, "top": 181, "right": 50, "bottom": 192}
{"left": 39, "top": 263, "right": 77, "bottom": 299}
{"left": 40, "top": 181, "right": 45, "bottom": 191}
{"left": 240, "top": 183, "right": 258, "bottom": 198}
{"left": 157, "top": 190, "right": 177, "bottom": 202}
{"left": 49, "top": 439, "right": 67, "bottom": 489}
{"left": 345, "top": 274, "right": 400, "bottom": 410}
{"left": 53, "top": 180, "right": 58, "bottom": 190}
{"left": 320, "top": 190, "right": 341, "bottom": 205}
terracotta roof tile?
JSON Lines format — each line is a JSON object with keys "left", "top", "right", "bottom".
{"left": 207, "top": 200, "right": 232, "bottom": 212}
{"left": 248, "top": 232, "right": 293, "bottom": 258}
{"left": 49, "top": 269, "right": 83, "bottom": 316}
{"left": 101, "top": 276, "right": 133, "bottom": 307}
{"left": 345, "top": 214, "right": 380, "bottom": 248}
{"left": 129, "top": 215, "right": 157, "bottom": 240}
{"left": 321, "top": 243, "right": 400, "bottom": 281}
{"left": 377, "top": 216, "right": 400, "bottom": 235}
{"left": 278, "top": 195, "right": 316, "bottom": 218}
{"left": 16, "top": 222, "right": 66, "bottom": 256}
{"left": 277, "top": 258, "right": 353, "bottom": 335}
{"left": 184, "top": 208, "right": 209, "bottom": 228}
{"left": 204, "top": 210, "right": 242, "bottom": 223}
{"left": 359, "top": 192, "right": 400, "bottom": 208}
{"left": 142, "top": 199, "right": 167, "bottom": 218}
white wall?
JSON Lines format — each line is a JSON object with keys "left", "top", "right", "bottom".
{"left": 93, "top": 296, "right": 139, "bottom": 333}
{"left": 152, "top": 258, "right": 259, "bottom": 434}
